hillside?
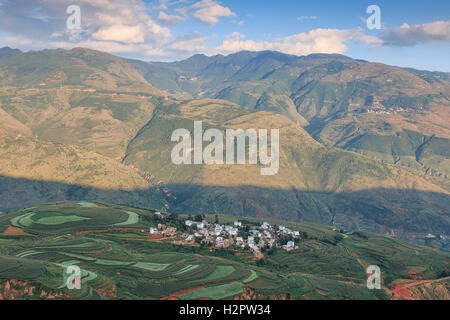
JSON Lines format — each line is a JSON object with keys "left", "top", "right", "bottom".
{"left": 121, "top": 98, "right": 450, "bottom": 247}
{"left": 0, "top": 47, "right": 159, "bottom": 92}
{"left": 131, "top": 51, "right": 450, "bottom": 180}
{"left": 0, "top": 201, "right": 448, "bottom": 300}
{"left": 0, "top": 47, "right": 21, "bottom": 60}
{"left": 0, "top": 48, "right": 448, "bottom": 251}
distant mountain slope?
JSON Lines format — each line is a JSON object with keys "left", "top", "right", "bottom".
{"left": 0, "top": 139, "right": 151, "bottom": 190}
{"left": 131, "top": 51, "right": 450, "bottom": 180}
{"left": 0, "top": 48, "right": 167, "bottom": 158}
{"left": 122, "top": 99, "right": 450, "bottom": 244}
{"left": 0, "top": 48, "right": 161, "bottom": 93}
{"left": 0, "top": 47, "right": 21, "bottom": 59}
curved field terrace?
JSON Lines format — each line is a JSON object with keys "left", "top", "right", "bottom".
{"left": 0, "top": 201, "right": 448, "bottom": 300}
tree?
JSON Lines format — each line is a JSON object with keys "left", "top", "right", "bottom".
{"left": 215, "top": 214, "right": 219, "bottom": 224}
{"left": 279, "top": 234, "right": 294, "bottom": 246}
{"left": 256, "top": 259, "right": 266, "bottom": 266}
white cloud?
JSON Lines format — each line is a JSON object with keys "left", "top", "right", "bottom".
{"left": 381, "top": 20, "right": 450, "bottom": 46}
{"left": 93, "top": 25, "right": 146, "bottom": 43}
{"left": 225, "top": 32, "right": 246, "bottom": 41}
{"left": 215, "top": 28, "right": 382, "bottom": 56}
{"left": 190, "top": 0, "right": 236, "bottom": 26}
{"left": 0, "top": 0, "right": 239, "bottom": 59}
{"left": 6, "top": 0, "right": 447, "bottom": 62}
{"left": 0, "top": 0, "right": 172, "bottom": 48}
{"left": 154, "top": 0, "right": 170, "bottom": 11}
{"left": 297, "top": 16, "right": 317, "bottom": 21}
{"left": 157, "top": 11, "right": 185, "bottom": 26}
{"left": 167, "top": 33, "right": 210, "bottom": 52}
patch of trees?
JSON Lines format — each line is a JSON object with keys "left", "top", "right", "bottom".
{"left": 279, "top": 234, "right": 294, "bottom": 246}
{"left": 352, "top": 231, "right": 369, "bottom": 240}
{"left": 439, "top": 270, "right": 450, "bottom": 278}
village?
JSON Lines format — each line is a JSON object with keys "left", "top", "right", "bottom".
{"left": 148, "top": 212, "right": 302, "bottom": 258}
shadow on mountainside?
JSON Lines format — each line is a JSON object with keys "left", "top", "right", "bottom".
{"left": 0, "top": 175, "right": 448, "bottom": 249}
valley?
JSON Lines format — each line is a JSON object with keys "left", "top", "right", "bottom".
{"left": 0, "top": 47, "right": 448, "bottom": 252}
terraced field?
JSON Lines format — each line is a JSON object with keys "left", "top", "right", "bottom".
{"left": 0, "top": 201, "right": 448, "bottom": 300}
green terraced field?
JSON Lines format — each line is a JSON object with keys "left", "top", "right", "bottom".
{"left": 178, "top": 282, "right": 245, "bottom": 300}
{"left": 133, "top": 262, "right": 170, "bottom": 271}
{"left": 114, "top": 211, "right": 140, "bottom": 226}
{"left": 203, "top": 265, "right": 236, "bottom": 282}
{"left": 0, "top": 201, "right": 448, "bottom": 300}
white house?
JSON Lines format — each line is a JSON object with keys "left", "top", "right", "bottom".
{"left": 197, "top": 222, "right": 205, "bottom": 229}
{"left": 216, "top": 237, "right": 224, "bottom": 246}
{"left": 185, "top": 220, "right": 193, "bottom": 227}
{"left": 234, "top": 221, "right": 242, "bottom": 227}
{"left": 214, "top": 225, "right": 223, "bottom": 236}
{"left": 286, "top": 241, "right": 295, "bottom": 248}
{"left": 149, "top": 227, "right": 159, "bottom": 235}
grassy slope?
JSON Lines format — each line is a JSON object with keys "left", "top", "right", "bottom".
{"left": 123, "top": 99, "right": 450, "bottom": 242}
{"left": 0, "top": 201, "right": 448, "bottom": 300}
{"left": 133, "top": 51, "right": 450, "bottom": 180}
{"left": 0, "top": 48, "right": 448, "bottom": 249}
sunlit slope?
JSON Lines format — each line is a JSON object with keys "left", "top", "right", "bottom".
{"left": 0, "top": 48, "right": 447, "bottom": 247}
{"left": 0, "top": 48, "right": 169, "bottom": 210}
{"left": 133, "top": 51, "right": 450, "bottom": 181}
{"left": 123, "top": 99, "right": 450, "bottom": 238}
{"left": 0, "top": 48, "right": 166, "bottom": 158}
{"left": 0, "top": 48, "right": 160, "bottom": 92}
{"left": 0, "top": 139, "right": 150, "bottom": 190}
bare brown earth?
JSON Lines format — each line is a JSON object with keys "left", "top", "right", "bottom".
{"left": 2, "top": 226, "right": 30, "bottom": 236}
{"left": 388, "top": 277, "right": 450, "bottom": 300}
{"left": 0, "top": 279, "right": 70, "bottom": 300}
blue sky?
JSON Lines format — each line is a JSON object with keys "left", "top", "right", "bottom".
{"left": 0, "top": 0, "right": 449, "bottom": 71}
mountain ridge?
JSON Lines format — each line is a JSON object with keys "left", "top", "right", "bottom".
{"left": 0, "top": 47, "right": 448, "bottom": 251}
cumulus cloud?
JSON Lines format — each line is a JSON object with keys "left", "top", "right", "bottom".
{"left": 93, "top": 25, "right": 146, "bottom": 43}
{"left": 381, "top": 20, "right": 450, "bottom": 46}
{"left": 215, "top": 28, "right": 382, "bottom": 56}
{"left": 167, "top": 33, "right": 210, "bottom": 52}
{"left": 190, "top": 0, "right": 236, "bottom": 26}
{"left": 157, "top": 11, "right": 185, "bottom": 26}
{"left": 0, "top": 0, "right": 240, "bottom": 59}
{"left": 0, "top": 0, "right": 171, "bottom": 50}
{"left": 4, "top": 0, "right": 446, "bottom": 62}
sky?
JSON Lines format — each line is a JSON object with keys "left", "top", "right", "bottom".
{"left": 0, "top": 0, "right": 449, "bottom": 71}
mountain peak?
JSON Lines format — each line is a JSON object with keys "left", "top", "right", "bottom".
{"left": 0, "top": 47, "right": 22, "bottom": 59}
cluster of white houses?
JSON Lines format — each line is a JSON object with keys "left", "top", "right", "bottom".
{"left": 181, "top": 219, "right": 301, "bottom": 257}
